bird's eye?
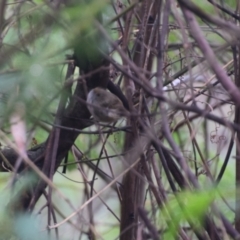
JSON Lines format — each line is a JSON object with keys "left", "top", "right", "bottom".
{"left": 97, "top": 93, "right": 100, "bottom": 97}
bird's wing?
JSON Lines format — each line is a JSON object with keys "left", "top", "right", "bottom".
{"left": 102, "top": 98, "right": 121, "bottom": 109}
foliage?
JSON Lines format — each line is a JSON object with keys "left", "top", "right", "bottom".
{"left": 0, "top": 0, "right": 239, "bottom": 239}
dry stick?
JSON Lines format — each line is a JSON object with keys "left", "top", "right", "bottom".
{"left": 49, "top": 156, "right": 141, "bottom": 229}
{"left": 90, "top": 125, "right": 122, "bottom": 200}
{"left": 149, "top": 151, "right": 167, "bottom": 201}
{"left": 162, "top": 42, "right": 231, "bottom": 87}
{"left": 168, "top": 66, "right": 215, "bottom": 179}
{"left": 134, "top": 1, "right": 158, "bottom": 136}
{"left": 172, "top": 97, "right": 231, "bottom": 134}
{"left": 39, "top": 118, "right": 131, "bottom": 134}
{"left": 147, "top": 2, "right": 196, "bottom": 237}
{"left": 153, "top": 144, "right": 207, "bottom": 240}
{"left": 136, "top": 1, "right": 166, "bottom": 237}
{"left": 211, "top": 44, "right": 236, "bottom": 179}
{"left": 76, "top": 162, "right": 96, "bottom": 235}
{"left": 76, "top": 159, "right": 105, "bottom": 240}
{"left": 100, "top": 13, "right": 238, "bottom": 237}
{"left": 160, "top": 143, "right": 225, "bottom": 239}
{"left": 234, "top": 27, "right": 240, "bottom": 233}
{"left": 157, "top": 1, "right": 198, "bottom": 189}
{"left": 99, "top": 128, "right": 122, "bottom": 201}
{"left": 34, "top": 62, "right": 74, "bottom": 229}
{"left": 107, "top": 39, "right": 240, "bottom": 188}
{"left": 88, "top": 125, "right": 122, "bottom": 239}
{"left": 132, "top": 0, "right": 151, "bottom": 70}
{"left": 143, "top": 6, "right": 159, "bottom": 73}
{"left": 118, "top": 5, "right": 143, "bottom": 240}
{"left": 178, "top": 0, "right": 240, "bottom": 37}
{"left": 111, "top": 1, "right": 132, "bottom": 65}
{"left": 141, "top": 151, "right": 163, "bottom": 206}
{"left": 180, "top": 5, "right": 240, "bottom": 105}
{"left": 215, "top": 48, "right": 239, "bottom": 184}
{"left": 0, "top": 130, "right": 77, "bottom": 213}
{"left": 181, "top": 59, "right": 233, "bottom": 107}
{"left": 97, "top": 20, "right": 238, "bottom": 133}
{"left": 207, "top": 0, "right": 240, "bottom": 20}
{"left": 72, "top": 145, "right": 123, "bottom": 188}
{"left": 157, "top": 3, "right": 221, "bottom": 239}
{"left": 123, "top": 108, "right": 183, "bottom": 192}
{"left": 142, "top": 87, "right": 176, "bottom": 203}
{"left": 88, "top": 127, "right": 107, "bottom": 239}
{"left": 216, "top": 127, "right": 235, "bottom": 183}
{"left": 41, "top": 190, "right": 59, "bottom": 240}
{"left": 108, "top": 0, "right": 139, "bottom": 25}
{"left": 182, "top": 110, "right": 213, "bottom": 179}
{"left": 0, "top": 0, "right": 6, "bottom": 32}
{"left": 75, "top": 156, "right": 120, "bottom": 222}
{"left": 173, "top": 90, "right": 236, "bottom": 134}
{"left": 112, "top": 6, "right": 234, "bottom": 240}
{"left": 130, "top": 111, "right": 204, "bottom": 238}
{"left": 102, "top": 49, "right": 240, "bottom": 134}
{"left": 138, "top": 207, "right": 159, "bottom": 240}
{"left": 179, "top": 3, "right": 240, "bottom": 239}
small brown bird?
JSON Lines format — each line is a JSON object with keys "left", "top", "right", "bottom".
{"left": 87, "top": 87, "right": 128, "bottom": 123}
